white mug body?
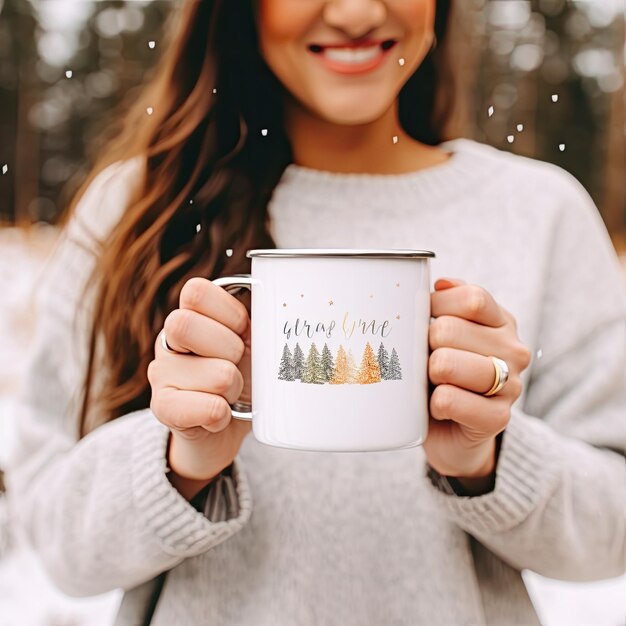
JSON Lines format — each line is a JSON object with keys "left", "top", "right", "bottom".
{"left": 242, "top": 250, "right": 432, "bottom": 452}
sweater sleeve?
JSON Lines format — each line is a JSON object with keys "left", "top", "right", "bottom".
{"left": 4, "top": 160, "right": 253, "bottom": 597}
{"left": 424, "top": 166, "right": 626, "bottom": 581}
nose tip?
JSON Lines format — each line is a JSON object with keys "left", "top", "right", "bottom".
{"left": 323, "top": 0, "right": 386, "bottom": 39}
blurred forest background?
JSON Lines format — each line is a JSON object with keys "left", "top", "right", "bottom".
{"left": 0, "top": 0, "right": 624, "bottom": 251}
{"left": 0, "top": 2, "right": 625, "bottom": 623}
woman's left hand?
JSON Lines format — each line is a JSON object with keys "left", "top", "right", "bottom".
{"left": 424, "top": 278, "right": 532, "bottom": 494}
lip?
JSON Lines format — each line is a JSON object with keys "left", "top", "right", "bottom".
{"left": 308, "top": 39, "right": 398, "bottom": 76}
{"left": 310, "top": 38, "right": 391, "bottom": 50}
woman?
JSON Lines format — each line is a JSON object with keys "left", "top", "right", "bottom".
{"left": 6, "top": 1, "right": 626, "bottom": 624}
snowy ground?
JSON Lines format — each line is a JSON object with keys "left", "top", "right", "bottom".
{"left": 0, "top": 226, "right": 625, "bottom": 625}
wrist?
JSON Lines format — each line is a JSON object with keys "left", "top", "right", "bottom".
{"left": 166, "top": 433, "right": 231, "bottom": 501}
{"left": 167, "top": 431, "right": 233, "bottom": 481}
{"left": 447, "top": 432, "right": 503, "bottom": 496}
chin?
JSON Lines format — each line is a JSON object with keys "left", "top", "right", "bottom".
{"left": 313, "top": 98, "right": 392, "bottom": 126}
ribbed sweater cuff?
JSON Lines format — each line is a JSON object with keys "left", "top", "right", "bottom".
{"left": 424, "top": 408, "right": 561, "bottom": 533}
{"left": 130, "top": 411, "right": 253, "bottom": 557}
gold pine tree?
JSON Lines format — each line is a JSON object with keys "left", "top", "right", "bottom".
{"left": 330, "top": 345, "right": 348, "bottom": 384}
{"left": 357, "top": 341, "right": 382, "bottom": 384}
{"left": 346, "top": 348, "right": 358, "bottom": 384}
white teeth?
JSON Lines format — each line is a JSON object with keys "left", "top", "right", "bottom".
{"left": 323, "top": 45, "right": 381, "bottom": 64}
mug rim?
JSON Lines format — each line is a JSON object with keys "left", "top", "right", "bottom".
{"left": 246, "top": 248, "right": 436, "bottom": 259}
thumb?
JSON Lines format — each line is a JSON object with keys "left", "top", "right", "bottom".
{"left": 434, "top": 277, "right": 466, "bottom": 291}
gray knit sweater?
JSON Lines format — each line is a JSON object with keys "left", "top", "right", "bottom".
{"left": 6, "top": 139, "right": 626, "bottom": 626}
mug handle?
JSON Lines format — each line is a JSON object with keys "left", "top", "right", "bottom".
{"left": 211, "top": 274, "right": 254, "bottom": 421}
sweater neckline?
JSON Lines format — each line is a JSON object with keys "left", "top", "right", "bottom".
{"left": 275, "top": 138, "right": 497, "bottom": 205}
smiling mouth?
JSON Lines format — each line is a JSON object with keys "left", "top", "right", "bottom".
{"left": 308, "top": 39, "right": 398, "bottom": 64}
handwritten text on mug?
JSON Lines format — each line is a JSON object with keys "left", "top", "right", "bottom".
{"left": 283, "top": 312, "right": 392, "bottom": 341}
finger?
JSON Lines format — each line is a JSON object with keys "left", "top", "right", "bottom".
{"left": 149, "top": 355, "right": 244, "bottom": 405}
{"left": 429, "top": 384, "right": 510, "bottom": 435}
{"left": 152, "top": 387, "right": 233, "bottom": 433}
{"left": 162, "top": 308, "right": 246, "bottom": 362}
{"left": 431, "top": 284, "right": 508, "bottom": 328}
{"left": 434, "top": 277, "right": 466, "bottom": 290}
{"left": 429, "top": 347, "right": 501, "bottom": 395}
{"left": 429, "top": 315, "right": 529, "bottom": 368}
{"left": 179, "top": 277, "right": 250, "bottom": 337}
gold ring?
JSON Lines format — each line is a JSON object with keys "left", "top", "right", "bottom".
{"left": 483, "top": 356, "right": 509, "bottom": 396}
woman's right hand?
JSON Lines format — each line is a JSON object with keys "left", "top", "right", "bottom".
{"left": 147, "top": 277, "right": 252, "bottom": 494}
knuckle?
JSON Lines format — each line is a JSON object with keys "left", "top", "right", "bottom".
{"left": 466, "top": 286, "right": 488, "bottom": 315}
{"left": 230, "top": 336, "right": 246, "bottom": 363}
{"left": 504, "top": 308, "right": 518, "bottom": 330}
{"left": 508, "top": 376, "right": 523, "bottom": 399}
{"left": 149, "top": 394, "right": 160, "bottom": 418}
{"left": 180, "top": 277, "right": 206, "bottom": 310}
{"left": 205, "top": 394, "right": 230, "bottom": 425}
{"left": 232, "top": 303, "right": 250, "bottom": 335}
{"left": 146, "top": 359, "right": 157, "bottom": 385}
{"left": 515, "top": 343, "right": 532, "bottom": 368}
{"left": 213, "top": 360, "right": 237, "bottom": 395}
{"left": 494, "top": 404, "right": 511, "bottom": 431}
{"left": 430, "top": 316, "right": 455, "bottom": 348}
{"left": 150, "top": 389, "right": 168, "bottom": 423}
{"left": 430, "top": 348, "right": 456, "bottom": 382}
{"left": 168, "top": 409, "right": 187, "bottom": 432}
{"left": 431, "top": 385, "right": 455, "bottom": 417}
{"left": 164, "top": 308, "right": 191, "bottom": 344}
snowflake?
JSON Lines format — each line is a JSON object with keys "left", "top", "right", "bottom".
{"left": 65, "top": 70, "right": 73, "bottom": 78}
{"left": 488, "top": 105, "right": 494, "bottom": 117}
{"left": 392, "top": 135, "right": 398, "bottom": 144}
{"left": 516, "top": 123, "right": 524, "bottom": 132}
{"left": 551, "top": 94, "right": 559, "bottom": 103}
{"left": 507, "top": 135, "right": 514, "bottom": 144}
{"left": 146, "top": 107, "right": 154, "bottom": 115}
{"left": 559, "top": 143, "right": 566, "bottom": 152}
{"left": 398, "top": 57, "right": 405, "bottom": 66}
{"left": 1, "top": 164, "right": 7, "bottom": 175}
{"left": 261, "top": 129, "right": 268, "bottom": 136}
{"left": 225, "top": 249, "right": 233, "bottom": 257}
{"left": 148, "top": 40, "right": 156, "bottom": 49}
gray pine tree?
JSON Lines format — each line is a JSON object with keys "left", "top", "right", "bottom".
{"left": 320, "top": 343, "right": 335, "bottom": 382}
{"left": 302, "top": 342, "right": 325, "bottom": 384}
{"left": 377, "top": 342, "right": 390, "bottom": 380}
{"left": 387, "top": 347, "right": 403, "bottom": 380}
{"left": 292, "top": 342, "right": 305, "bottom": 380}
{"left": 278, "top": 343, "right": 295, "bottom": 381}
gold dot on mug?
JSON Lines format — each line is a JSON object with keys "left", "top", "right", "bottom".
{"left": 396, "top": 314, "right": 401, "bottom": 320}
{"left": 369, "top": 294, "right": 374, "bottom": 298}
{"left": 396, "top": 282, "right": 400, "bottom": 287}
{"left": 329, "top": 299, "right": 334, "bottom": 305}
{"left": 300, "top": 294, "right": 304, "bottom": 298}
{"left": 283, "top": 303, "right": 287, "bottom": 307}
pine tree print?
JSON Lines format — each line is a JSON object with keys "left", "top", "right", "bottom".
{"left": 387, "top": 347, "right": 403, "bottom": 380}
{"left": 377, "top": 342, "right": 390, "bottom": 380}
{"left": 346, "top": 348, "right": 358, "bottom": 384}
{"left": 330, "top": 345, "right": 348, "bottom": 384}
{"left": 357, "top": 341, "right": 382, "bottom": 384}
{"left": 302, "top": 342, "right": 325, "bottom": 384}
{"left": 278, "top": 343, "right": 295, "bottom": 381}
{"left": 320, "top": 343, "right": 335, "bottom": 383}
{"left": 292, "top": 342, "right": 305, "bottom": 380}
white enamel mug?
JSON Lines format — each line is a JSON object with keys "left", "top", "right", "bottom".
{"left": 212, "top": 248, "right": 435, "bottom": 452}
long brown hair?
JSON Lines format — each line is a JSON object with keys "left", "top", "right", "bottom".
{"left": 71, "top": 0, "right": 462, "bottom": 437}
